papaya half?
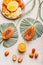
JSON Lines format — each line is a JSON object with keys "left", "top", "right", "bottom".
{"left": 24, "top": 26, "right": 35, "bottom": 41}
{"left": 2, "top": 27, "right": 14, "bottom": 39}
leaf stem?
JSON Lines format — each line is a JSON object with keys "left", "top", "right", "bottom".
{"left": 16, "top": 0, "right": 35, "bottom": 25}
{"left": 39, "top": 1, "right": 43, "bottom": 21}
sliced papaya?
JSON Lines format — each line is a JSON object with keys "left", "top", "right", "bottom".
{"left": 2, "top": 27, "right": 14, "bottom": 39}
{"left": 18, "top": 43, "right": 26, "bottom": 53}
{"left": 2, "top": 3, "right": 7, "bottom": 13}
{"left": 24, "top": 26, "right": 35, "bottom": 41}
{"left": 17, "top": 0, "right": 24, "bottom": 9}
{"left": 3, "top": 0, "right": 12, "bottom": 5}
{"left": 19, "top": 2, "right": 24, "bottom": 9}
{"left": 7, "top": 1, "right": 19, "bottom": 12}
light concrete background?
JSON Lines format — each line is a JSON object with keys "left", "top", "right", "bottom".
{"left": 0, "top": 0, "right": 43, "bottom": 65}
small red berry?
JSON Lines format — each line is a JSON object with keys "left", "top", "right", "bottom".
{"left": 29, "top": 53, "right": 34, "bottom": 58}
{"left": 35, "top": 53, "right": 38, "bottom": 58}
{"left": 32, "top": 48, "right": 36, "bottom": 54}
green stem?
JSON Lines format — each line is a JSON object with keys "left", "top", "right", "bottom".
{"left": 25, "top": 0, "right": 32, "bottom": 6}
{"left": 16, "top": 0, "right": 35, "bottom": 25}
{"left": 39, "top": 1, "right": 43, "bottom": 21}
{"left": 34, "top": 0, "right": 40, "bottom": 23}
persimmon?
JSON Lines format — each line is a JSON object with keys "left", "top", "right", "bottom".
{"left": 3, "top": 0, "right": 12, "bottom": 5}
{"left": 24, "top": 26, "right": 35, "bottom": 41}
{"left": 18, "top": 43, "right": 26, "bottom": 53}
{"left": 2, "top": 3, "right": 7, "bottom": 13}
{"left": 2, "top": 27, "right": 14, "bottom": 39}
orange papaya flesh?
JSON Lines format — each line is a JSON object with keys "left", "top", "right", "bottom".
{"left": 24, "top": 26, "right": 35, "bottom": 41}
{"left": 2, "top": 3, "right": 7, "bottom": 13}
{"left": 17, "top": 0, "right": 24, "bottom": 9}
{"left": 2, "top": 27, "right": 14, "bottom": 39}
{"left": 19, "top": 2, "right": 24, "bottom": 9}
{"left": 3, "top": 0, "right": 12, "bottom": 6}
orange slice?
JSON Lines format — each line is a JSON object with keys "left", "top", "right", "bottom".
{"left": 7, "top": 1, "right": 19, "bottom": 12}
{"left": 5, "top": 10, "right": 11, "bottom": 16}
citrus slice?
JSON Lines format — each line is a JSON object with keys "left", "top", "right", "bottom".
{"left": 18, "top": 43, "right": 26, "bottom": 53}
{"left": 3, "top": 0, "right": 12, "bottom": 5}
{"left": 7, "top": 1, "right": 19, "bottom": 12}
{"left": 5, "top": 10, "right": 11, "bottom": 16}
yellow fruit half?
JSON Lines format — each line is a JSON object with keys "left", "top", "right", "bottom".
{"left": 18, "top": 43, "right": 26, "bottom": 53}
{"left": 3, "top": 0, "right": 12, "bottom": 5}
{"left": 7, "top": 1, "right": 19, "bottom": 12}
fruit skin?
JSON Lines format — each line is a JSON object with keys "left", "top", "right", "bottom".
{"left": 17, "top": 0, "right": 24, "bottom": 9}
{"left": 32, "top": 48, "right": 36, "bottom": 54}
{"left": 18, "top": 56, "right": 23, "bottom": 63}
{"left": 2, "top": 27, "right": 14, "bottom": 39}
{"left": 24, "top": 26, "right": 35, "bottom": 41}
{"left": 3, "top": 0, "right": 12, "bottom": 6}
{"left": 7, "top": 1, "right": 19, "bottom": 12}
{"left": 12, "top": 55, "right": 17, "bottom": 61}
{"left": 35, "top": 53, "right": 38, "bottom": 58}
{"left": 2, "top": 3, "right": 7, "bottom": 13}
{"left": 19, "top": 2, "right": 24, "bottom": 9}
{"left": 29, "top": 53, "right": 34, "bottom": 58}
{"left": 4, "top": 51, "right": 9, "bottom": 56}
{"left": 18, "top": 43, "right": 26, "bottom": 53}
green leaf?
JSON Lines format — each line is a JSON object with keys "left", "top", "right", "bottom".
{"left": 0, "top": 25, "right": 3, "bottom": 44}
{"left": 1, "top": 23, "right": 14, "bottom": 32}
{"left": 0, "top": 32, "right": 3, "bottom": 44}
{"left": 3, "top": 38, "right": 18, "bottom": 48}
{"left": 0, "top": 23, "right": 18, "bottom": 47}
{"left": 20, "top": 18, "right": 43, "bottom": 41}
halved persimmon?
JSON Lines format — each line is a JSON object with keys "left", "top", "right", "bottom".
{"left": 2, "top": 3, "right": 7, "bottom": 13}
{"left": 24, "top": 26, "right": 35, "bottom": 41}
{"left": 2, "top": 27, "right": 14, "bottom": 39}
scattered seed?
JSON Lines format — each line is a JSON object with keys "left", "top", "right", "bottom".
{"left": 12, "top": 55, "right": 17, "bottom": 61}
{"left": 18, "top": 56, "right": 23, "bottom": 63}
{"left": 4, "top": 51, "right": 9, "bottom": 56}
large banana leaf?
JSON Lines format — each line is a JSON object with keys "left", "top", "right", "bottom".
{"left": 0, "top": 23, "right": 18, "bottom": 48}
{"left": 20, "top": 18, "right": 43, "bottom": 41}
